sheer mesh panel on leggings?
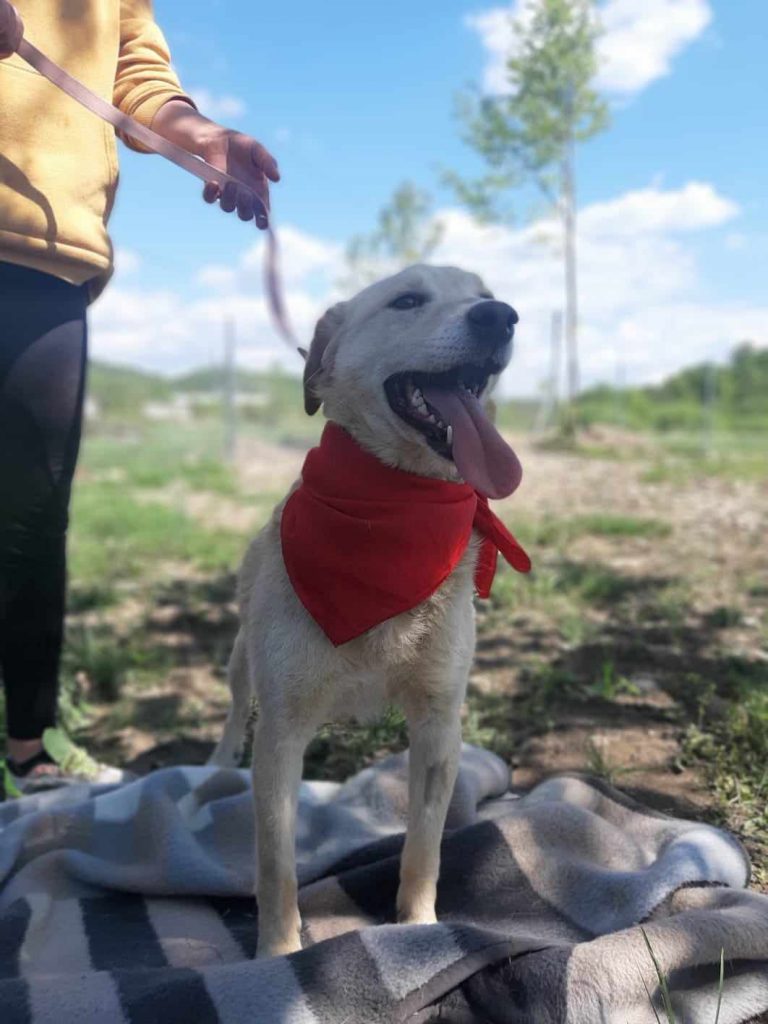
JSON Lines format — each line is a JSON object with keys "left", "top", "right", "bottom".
{"left": 0, "top": 264, "right": 88, "bottom": 740}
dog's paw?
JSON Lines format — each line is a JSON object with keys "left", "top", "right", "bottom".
{"left": 396, "top": 898, "right": 438, "bottom": 926}
{"left": 256, "top": 934, "right": 303, "bottom": 959}
{"left": 396, "top": 908, "right": 438, "bottom": 926}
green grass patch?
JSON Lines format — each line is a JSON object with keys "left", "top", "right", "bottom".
{"left": 526, "top": 514, "right": 671, "bottom": 547}
{"left": 63, "top": 626, "right": 172, "bottom": 702}
{"left": 683, "top": 664, "right": 768, "bottom": 839}
{"left": 304, "top": 707, "right": 410, "bottom": 780}
{"left": 80, "top": 424, "right": 239, "bottom": 495}
{"left": 490, "top": 557, "right": 679, "bottom": 619}
{"left": 642, "top": 451, "right": 768, "bottom": 484}
{"left": 569, "top": 514, "right": 671, "bottom": 539}
{"left": 69, "top": 482, "right": 247, "bottom": 588}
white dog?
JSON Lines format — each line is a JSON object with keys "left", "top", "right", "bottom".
{"left": 209, "top": 265, "right": 529, "bottom": 957}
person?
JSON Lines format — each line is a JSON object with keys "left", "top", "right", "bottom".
{"left": 0, "top": 0, "right": 280, "bottom": 793}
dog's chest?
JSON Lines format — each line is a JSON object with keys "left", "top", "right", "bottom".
{"left": 323, "top": 537, "right": 480, "bottom": 721}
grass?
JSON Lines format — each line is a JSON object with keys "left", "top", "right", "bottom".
{"left": 69, "top": 482, "right": 247, "bottom": 587}
{"left": 640, "top": 928, "right": 725, "bottom": 1024}
{"left": 63, "top": 626, "right": 172, "bottom": 702}
{"left": 683, "top": 677, "right": 768, "bottom": 840}
{"left": 589, "top": 659, "right": 639, "bottom": 700}
{"left": 492, "top": 557, "right": 675, "bottom": 613}
{"left": 81, "top": 423, "right": 240, "bottom": 495}
{"left": 508, "top": 513, "right": 672, "bottom": 553}
{"left": 582, "top": 738, "right": 636, "bottom": 784}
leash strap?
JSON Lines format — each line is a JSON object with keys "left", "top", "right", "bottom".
{"left": 17, "top": 37, "right": 301, "bottom": 352}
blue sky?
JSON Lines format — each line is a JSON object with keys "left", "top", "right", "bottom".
{"left": 93, "top": 0, "right": 768, "bottom": 395}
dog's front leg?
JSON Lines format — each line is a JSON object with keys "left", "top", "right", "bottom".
{"left": 397, "top": 697, "right": 462, "bottom": 925}
{"left": 252, "top": 716, "right": 308, "bottom": 958}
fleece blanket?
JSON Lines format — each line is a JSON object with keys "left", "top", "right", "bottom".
{"left": 1, "top": 745, "right": 767, "bottom": 1024}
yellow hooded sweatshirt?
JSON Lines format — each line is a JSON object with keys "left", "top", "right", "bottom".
{"left": 0, "top": 0, "right": 192, "bottom": 296}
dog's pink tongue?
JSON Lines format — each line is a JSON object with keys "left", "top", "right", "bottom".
{"left": 422, "top": 385, "right": 522, "bottom": 499}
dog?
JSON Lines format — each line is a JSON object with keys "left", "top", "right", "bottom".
{"left": 209, "top": 264, "right": 527, "bottom": 957}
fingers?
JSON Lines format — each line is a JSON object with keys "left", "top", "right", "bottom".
{"left": 236, "top": 189, "right": 253, "bottom": 222}
{"left": 251, "top": 142, "right": 280, "bottom": 183}
{"left": 201, "top": 131, "right": 277, "bottom": 230}
{"left": 219, "top": 181, "right": 238, "bottom": 213}
{"left": 202, "top": 180, "right": 269, "bottom": 229}
{"left": 0, "top": 1, "right": 24, "bottom": 58}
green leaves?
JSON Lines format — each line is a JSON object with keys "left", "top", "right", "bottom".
{"left": 452, "top": 0, "right": 609, "bottom": 213}
{"left": 343, "top": 182, "right": 444, "bottom": 287}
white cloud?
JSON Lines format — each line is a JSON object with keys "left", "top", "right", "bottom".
{"left": 91, "top": 183, "right": 765, "bottom": 396}
{"left": 429, "top": 181, "right": 748, "bottom": 392}
{"left": 195, "top": 265, "right": 238, "bottom": 291}
{"left": 241, "top": 227, "right": 343, "bottom": 287}
{"left": 90, "top": 225, "right": 341, "bottom": 376}
{"left": 189, "top": 88, "right": 247, "bottom": 120}
{"left": 465, "top": 5, "right": 528, "bottom": 95}
{"left": 579, "top": 181, "right": 738, "bottom": 235}
{"left": 598, "top": 0, "right": 713, "bottom": 94}
{"left": 467, "top": 0, "right": 713, "bottom": 97}
{"left": 113, "top": 248, "right": 141, "bottom": 275}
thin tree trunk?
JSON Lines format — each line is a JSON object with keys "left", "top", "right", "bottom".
{"left": 562, "top": 141, "right": 579, "bottom": 402}
{"left": 223, "top": 317, "right": 237, "bottom": 462}
{"left": 535, "top": 309, "right": 563, "bottom": 432}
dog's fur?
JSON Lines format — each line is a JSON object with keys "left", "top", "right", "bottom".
{"left": 209, "top": 265, "right": 516, "bottom": 957}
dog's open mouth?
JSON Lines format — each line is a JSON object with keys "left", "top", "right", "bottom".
{"left": 384, "top": 360, "right": 523, "bottom": 499}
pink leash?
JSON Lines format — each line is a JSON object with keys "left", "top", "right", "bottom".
{"left": 17, "top": 37, "right": 302, "bottom": 356}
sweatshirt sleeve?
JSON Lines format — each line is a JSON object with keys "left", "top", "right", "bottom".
{"left": 114, "top": 0, "right": 196, "bottom": 152}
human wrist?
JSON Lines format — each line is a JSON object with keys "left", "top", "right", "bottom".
{"left": 151, "top": 98, "right": 224, "bottom": 156}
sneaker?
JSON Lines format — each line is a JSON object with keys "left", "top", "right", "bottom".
{"left": 3, "top": 728, "right": 133, "bottom": 797}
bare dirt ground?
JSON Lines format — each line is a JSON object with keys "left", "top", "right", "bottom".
{"left": 76, "top": 430, "right": 768, "bottom": 889}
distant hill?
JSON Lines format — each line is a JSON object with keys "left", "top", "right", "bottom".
{"left": 87, "top": 361, "right": 304, "bottom": 420}
{"left": 87, "top": 362, "right": 173, "bottom": 415}
{"left": 88, "top": 360, "right": 541, "bottom": 428}
{"left": 577, "top": 343, "right": 768, "bottom": 432}
{"left": 174, "top": 366, "right": 292, "bottom": 394}
{"left": 89, "top": 344, "right": 767, "bottom": 433}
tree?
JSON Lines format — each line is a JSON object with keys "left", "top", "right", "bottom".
{"left": 343, "top": 181, "right": 443, "bottom": 290}
{"left": 450, "top": 0, "right": 608, "bottom": 401}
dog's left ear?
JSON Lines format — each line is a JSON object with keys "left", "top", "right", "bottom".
{"left": 303, "top": 303, "right": 346, "bottom": 416}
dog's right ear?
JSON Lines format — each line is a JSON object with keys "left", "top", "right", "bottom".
{"left": 303, "top": 303, "right": 346, "bottom": 416}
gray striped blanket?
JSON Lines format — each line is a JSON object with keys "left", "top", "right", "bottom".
{"left": 1, "top": 745, "right": 767, "bottom": 1023}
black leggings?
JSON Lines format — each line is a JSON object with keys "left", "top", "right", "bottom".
{"left": 0, "top": 262, "right": 88, "bottom": 740}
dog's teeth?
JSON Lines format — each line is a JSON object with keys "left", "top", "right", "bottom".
{"left": 446, "top": 425, "right": 453, "bottom": 446}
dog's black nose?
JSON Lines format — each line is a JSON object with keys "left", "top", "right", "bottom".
{"left": 467, "top": 300, "right": 518, "bottom": 350}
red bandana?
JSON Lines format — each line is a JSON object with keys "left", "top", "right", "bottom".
{"left": 281, "top": 423, "right": 531, "bottom": 646}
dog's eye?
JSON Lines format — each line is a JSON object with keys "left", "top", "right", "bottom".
{"left": 389, "top": 293, "right": 427, "bottom": 311}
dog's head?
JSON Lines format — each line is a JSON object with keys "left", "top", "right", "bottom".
{"left": 303, "top": 265, "right": 522, "bottom": 498}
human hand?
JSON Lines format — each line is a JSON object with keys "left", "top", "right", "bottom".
{"left": 200, "top": 127, "right": 280, "bottom": 230}
{"left": 0, "top": 0, "right": 23, "bottom": 59}
{"left": 151, "top": 99, "right": 280, "bottom": 230}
